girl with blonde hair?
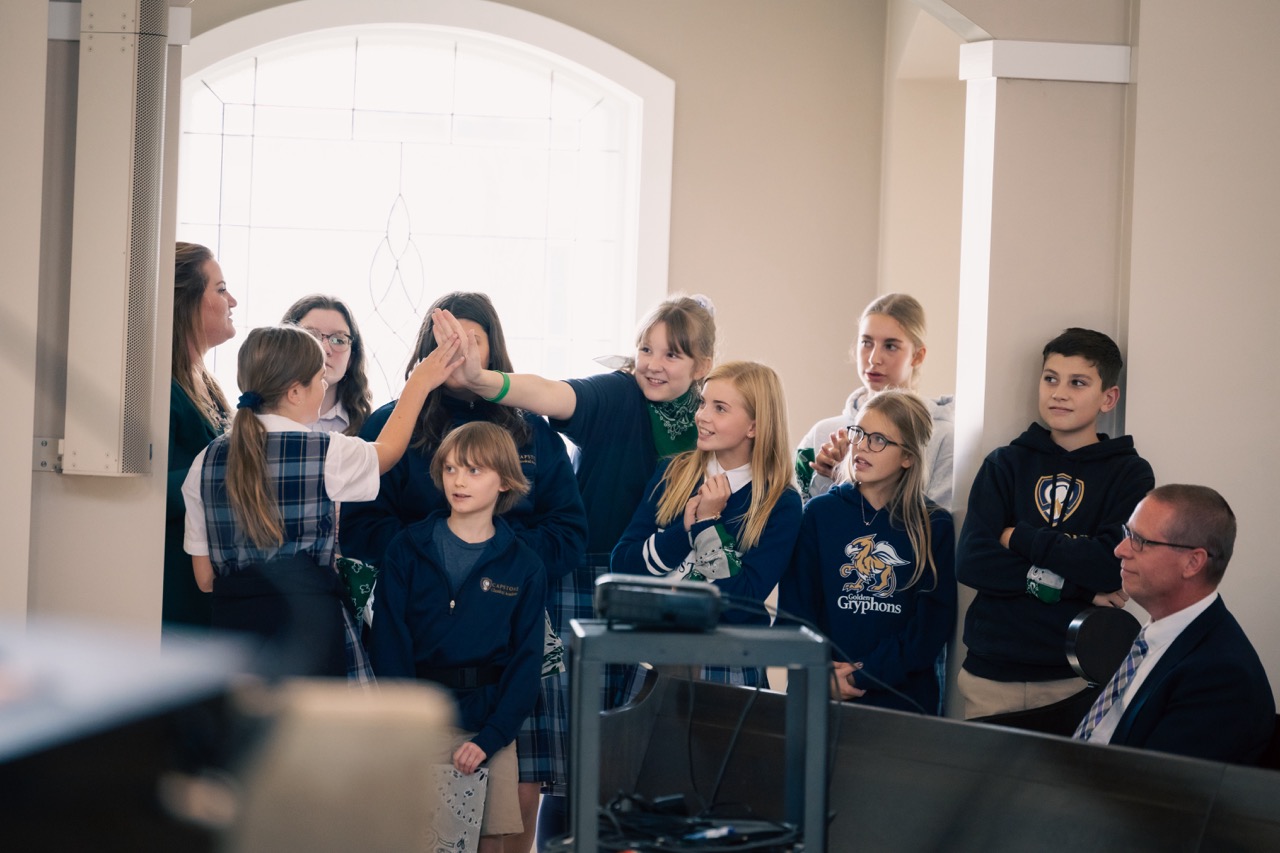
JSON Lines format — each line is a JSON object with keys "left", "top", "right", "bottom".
{"left": 612, "top": 360, "right": 803, "bottom": 689}
{"left": 780, "top": 389, "right": 956, "bottom": 713}
{"left": 796, "top": 293, "right": 955, "bottom": 508}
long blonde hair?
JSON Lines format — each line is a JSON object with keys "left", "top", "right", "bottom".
{"left": 226, "top": 325, "right": 325, "bottom": 549}
{"left": 840, "top": 389, "right": 937, "bottom": 590}
{"left": 173, "top": 242, "right": 231, "bottom": 429}
{"left": 655, "top": 361, "right": 793, "bottom": 551}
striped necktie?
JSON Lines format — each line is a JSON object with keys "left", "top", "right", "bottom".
{"left": 1074, "top": 631, "right": 1149, "bottom": 741}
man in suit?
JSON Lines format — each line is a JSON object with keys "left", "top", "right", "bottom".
{"left": 1074, "top": 484, "right": 1275, "bottom": 764}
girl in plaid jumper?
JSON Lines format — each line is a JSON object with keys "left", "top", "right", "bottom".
{"left": 182, "top": 323, "right": 460, "bottom": 680}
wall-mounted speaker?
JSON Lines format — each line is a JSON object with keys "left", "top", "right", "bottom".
{"left": 63, "top": 0, "right": 169, "bottom": 476}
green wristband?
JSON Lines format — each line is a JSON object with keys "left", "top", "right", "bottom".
{"left": 484, "top": 371, "right": 511, "bottom": 404}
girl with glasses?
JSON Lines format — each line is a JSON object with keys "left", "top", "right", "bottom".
{"left": 779, "top": 389, "right": 956, "bottom": 714}
{"left": 795, "top": 293, "right": 955, "bottom": 509}
{"left": 282, "top": 295, "right": 373, "bottom": 436}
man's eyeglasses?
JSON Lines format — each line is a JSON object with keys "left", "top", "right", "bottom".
{"left": 1121, "top": 523, "right": 1215, "bottom": 558}
{"left": 847, "top": 426, "right": 902, "bottom": 453}
{"left": 304, "top": 328, "right": 354, "bottom": 351}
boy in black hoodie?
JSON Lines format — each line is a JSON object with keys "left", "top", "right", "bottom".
{"left": 956, "top": 328, "right": 1154, "bottom": 719}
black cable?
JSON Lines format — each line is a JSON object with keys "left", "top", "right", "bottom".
{"left": 717, "top": 593, "right": 930, "bottom": 716}
{"left": 701, "top": 679, "right": 761, "bottom": 816}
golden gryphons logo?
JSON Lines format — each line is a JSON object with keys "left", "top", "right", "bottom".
{"left": 838, "top": 534, "right": 909, "bottom": 599}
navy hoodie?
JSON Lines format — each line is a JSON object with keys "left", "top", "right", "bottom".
{"left": 779, "top": 483, "right": 956, "bottom": 714}
{"left": 957, "top": 424, "right": 1154, "bottom": 682}
{"left": 370, "top": 513, "right": 546, "bottom": 759}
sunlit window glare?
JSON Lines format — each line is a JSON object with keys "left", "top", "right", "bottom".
{"left": 178, "top": 27, "right": 639, "bottom": 405}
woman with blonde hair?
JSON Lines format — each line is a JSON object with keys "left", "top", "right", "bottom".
{"left": 796, "top": 293, "right": 954, "bottom": 508}
{"left": 612, "top": 360, "right": 803, "bottom": 689}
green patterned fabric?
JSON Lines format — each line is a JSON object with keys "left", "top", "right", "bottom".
{"left": 646, "top": 387, "right": 699, "bottom": 458}
{"left": 336, "top": 556, "right": 379, "bottom": 624}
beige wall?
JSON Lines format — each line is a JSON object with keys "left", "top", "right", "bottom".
{"left": 1126, "top": 0, "right": 1280, "bottom": 697}
{"left": 0, "top": 0, "right": 46, "bottom": 622}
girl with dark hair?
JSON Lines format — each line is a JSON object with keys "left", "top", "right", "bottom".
{"left": 164, "top": 242, "right": 236, "bottom": 630}
{"left": 281, "top": 294, "right": 374, "bottom": 436}
{"left": 181, "top": 324, "right": 461, "bottom": 678}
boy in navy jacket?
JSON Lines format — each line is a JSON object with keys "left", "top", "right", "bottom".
{"left": 956, "top": 328, "right": 1154, "bottom": 719}
{"left": 371, "top": 422, "right": 545, "bottom": 844}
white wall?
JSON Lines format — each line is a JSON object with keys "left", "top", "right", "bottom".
{"left": 1126, "top": 0, "right": 1280, "bottom": 697}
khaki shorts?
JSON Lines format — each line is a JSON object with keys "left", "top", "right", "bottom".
{"left": 957, "top": 669, "right": 1087, "bottom": 719}
{"left": 446, "top": 730, "right": 521, "bottom": 836}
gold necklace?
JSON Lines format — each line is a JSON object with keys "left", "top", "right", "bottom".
{"left": 860, "top": 492, "right": 883, "bottom": 527}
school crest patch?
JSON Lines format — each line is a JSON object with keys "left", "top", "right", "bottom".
{"left": 1035, "top": 474, "right": 1083, "bottom": 524}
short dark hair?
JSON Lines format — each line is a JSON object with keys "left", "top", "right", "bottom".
{"left": 1042, "top": 328, "right": 1123, "bottom": 389}
{"left": 1148, "top": 484, "right": 1236, "bottom": 584}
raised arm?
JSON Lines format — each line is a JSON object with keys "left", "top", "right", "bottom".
{"left": 433, "top": 307, "right": 578, "bottom": 420}
{"left": 367, "top": 334, "right": 462, "bottom": 473}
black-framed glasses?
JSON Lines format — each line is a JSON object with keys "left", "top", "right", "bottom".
{"left": 1121, "top": 523, "right": 1213, "bottom": 557}
{"left": 304, "top": 328, "right": 354, "bottom": 351}
{"left": 847, "top": 425, "right": 902, "bottom": 453}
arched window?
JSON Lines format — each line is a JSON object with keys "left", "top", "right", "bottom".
{"left": 178, "top": 1, "right": 673, "bottom": 403}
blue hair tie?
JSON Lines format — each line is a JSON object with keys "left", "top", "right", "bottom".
{"left": 237, "top": 391, "right": 264, "bottom": 410}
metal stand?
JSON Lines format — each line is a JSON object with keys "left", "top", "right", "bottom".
{"left": 568, "top": 619, "right": 829, "bottom": 852}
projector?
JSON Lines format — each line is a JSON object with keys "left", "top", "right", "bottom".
{"left": 594, "top": 574, "right": 723, "bottom": 632}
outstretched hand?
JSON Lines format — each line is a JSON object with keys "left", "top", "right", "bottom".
{"left": 406, "top": 333, "right": 463, "bottom": 393}
{"left": 431, "top": 308, "right": 485, "bottom": 390}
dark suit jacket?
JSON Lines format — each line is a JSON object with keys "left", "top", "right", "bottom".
{"left": 1110, "top": 596, "right": 1275, "bottom": 765}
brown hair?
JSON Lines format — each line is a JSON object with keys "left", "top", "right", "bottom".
{"left": 430, "top": 422, "right": 531, "bottom": 516}
{"left": 282, "top": 294, "right": 373, "bottom": 435}
{"left": 627, "top": 294, "right": 717, "bottom": 381}
{"left": 1148, "top": 484, "right": 1236, "bottom": 584}
{"left": 407, "top": 292, "right": 531, "bottom": 453}
{"left": 225, "top": 325, "right": 325, "bottom": 549}
{"left": 173, "top": 242, "right": 231, "bottom": 429}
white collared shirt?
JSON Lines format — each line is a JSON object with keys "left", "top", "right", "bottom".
{"left": 309, "top": 400, "right": 351, "bottom": 435}
{"left": 1090, "top": 591, "right": 1220, "bottom": 744}
{"left": 181, "top": 412, "right": 379, "bottom": 556}
{"left": 707, "top": 455, "right": 752, "bottom": 493}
